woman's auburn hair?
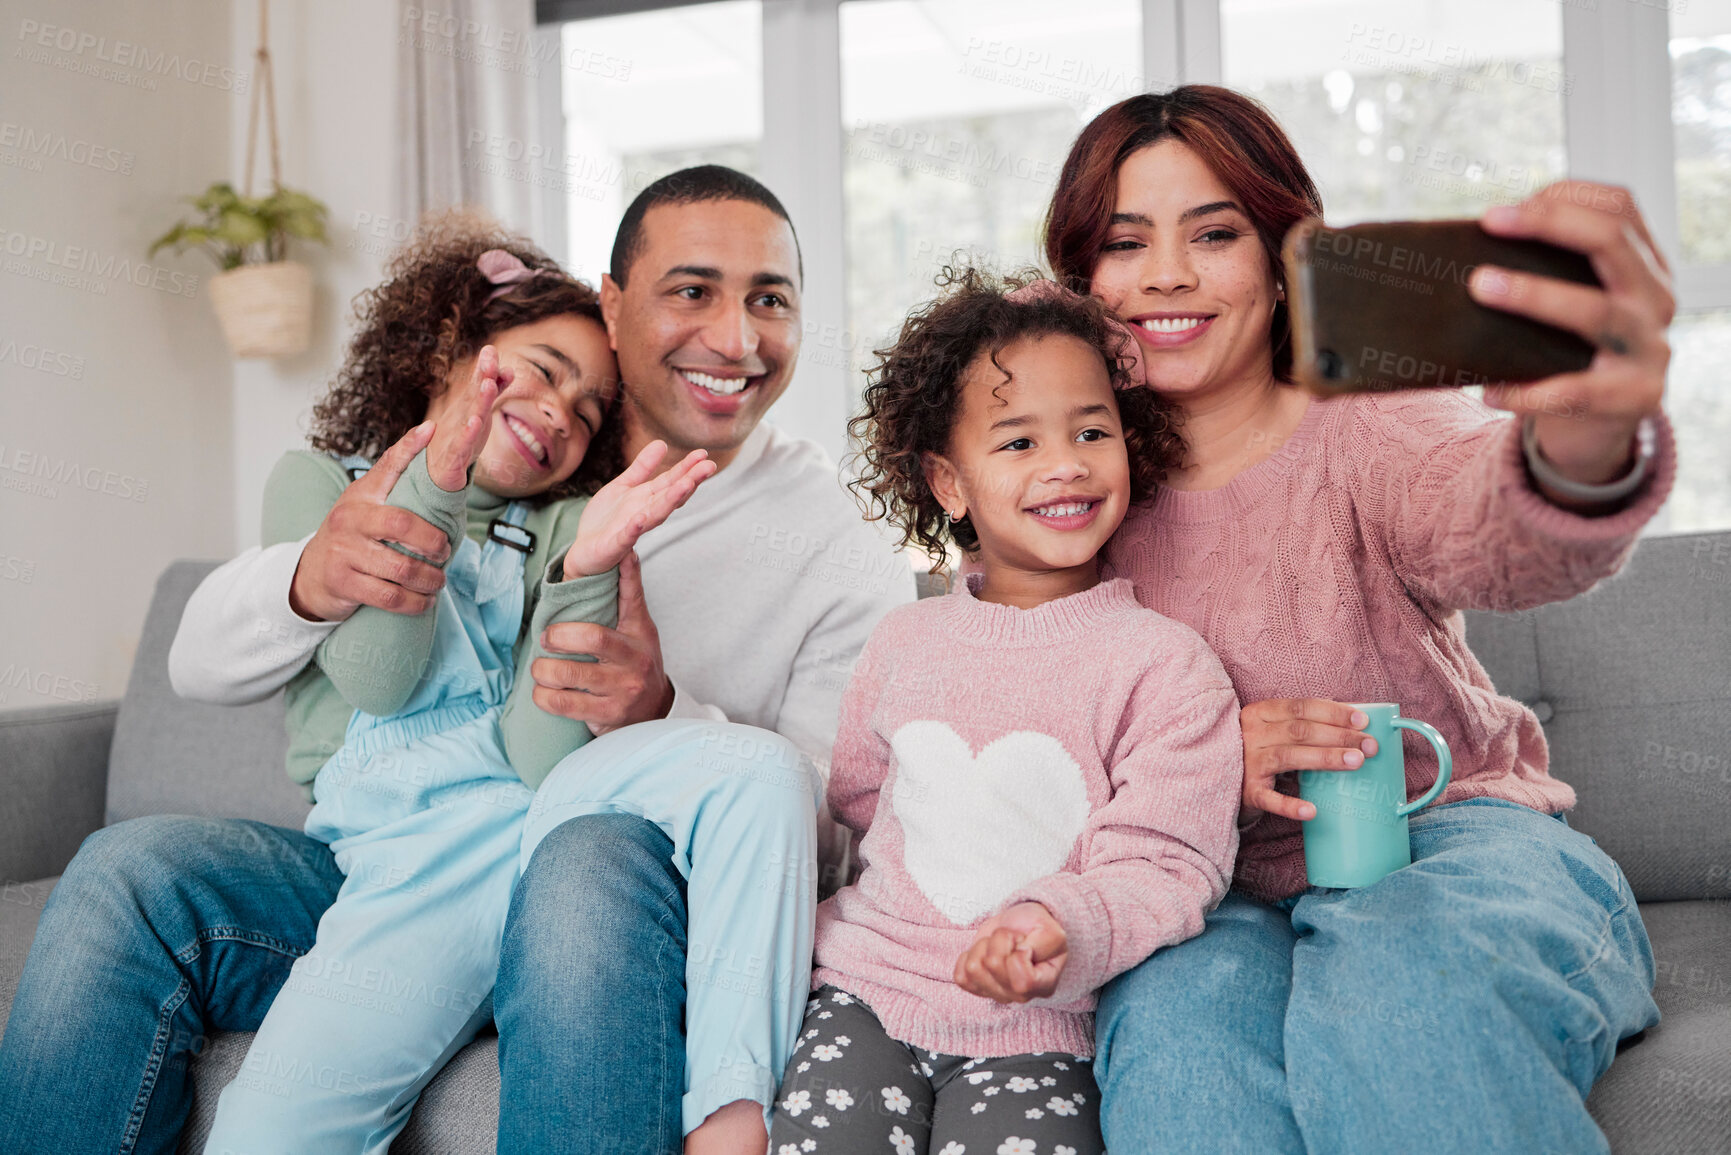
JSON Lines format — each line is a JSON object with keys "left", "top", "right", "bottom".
{"left": 1042, "top": 85, "right": 1324, "bottom": 382}
{"left": 848, "top": 265, "right": 1184, "bottom": 574}
{"left": 308, "top": 208, "right": 623, "bottom": 502}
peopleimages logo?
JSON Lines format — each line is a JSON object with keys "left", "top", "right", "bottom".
{"left": 15, "top": 19, "right": 249, "bottom": 92}
{"left": 0, "top": 120, "right": 134, "bottom": 174}
{"left": 0, "top": 664, "right": 100, "bottom": 704}
{"left": 0, "top": 227, "right": 199, "bottom": 298}
{"left": 0, "top": 338, "right": 84, "bottom": 379}
{"left": 0, "top": 443, "right": 150, "bottom": 502}
{"left": 399, "top": 7, "right": 632, "bottom": 81}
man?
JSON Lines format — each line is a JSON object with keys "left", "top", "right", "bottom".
{"left": 0, "top": 167, "right": 911, "bottom": 1154}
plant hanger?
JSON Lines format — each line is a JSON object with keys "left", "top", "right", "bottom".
{"left": 243, "top": 0, "right": 284, "bottom": 257}
{"left": 147, "top": 0, "right": 327, "bottom": 356}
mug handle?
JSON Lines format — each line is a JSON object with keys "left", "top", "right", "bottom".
{"left": 1392, "top": 717, "right": 1453, "bottom": 817}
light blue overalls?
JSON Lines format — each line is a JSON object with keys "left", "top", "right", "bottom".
{"left": 205, "top": 465, "right": 539, "bottom": 1153}
{"left": 205, "top": 457, "right": 820, "bottom": 1151}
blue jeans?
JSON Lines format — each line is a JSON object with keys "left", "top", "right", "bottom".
{"left": 516, "top": 720, "right": 816, "bottom": 1137}
{"left": 1094, "top": 798, "right": 1660, "bottom": 1155}
{"left": 0, "top": 758, "right": 790, "bottom": 1154}
{"left": 0, "top": 816, "right": 347, "bottom": 1155}
{"left": 0, "top": 812, "right": 690, "bottom": 1155}
{"left": 497, "top": 812, "right": 689, "bottom": 1155}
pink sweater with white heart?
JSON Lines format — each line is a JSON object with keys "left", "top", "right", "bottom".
{"left": 1102, "top": 389, "right": 1677, "bottom": 903}
{"left": 811, "top": 574, "right": 1244, "bottom": 1059}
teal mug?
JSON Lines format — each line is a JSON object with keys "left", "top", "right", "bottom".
{"left": 1298, "top": 703, "right": 1452, "bottom": 888}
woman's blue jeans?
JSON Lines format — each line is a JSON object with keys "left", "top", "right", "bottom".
{"left": 1093, "top": 797, "right": 1661, "bottom": 1155}
{"left": 0, "top": 809, "right": 701, "bottom": 1155}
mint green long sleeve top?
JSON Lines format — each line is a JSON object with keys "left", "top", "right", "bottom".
{"left": 261, "top": 449, "right": 617, "bottom": 794}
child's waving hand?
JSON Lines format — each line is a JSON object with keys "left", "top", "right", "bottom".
{"left": 562, "top": 439, "right": 717, "bottom": 579}
{"left": 954, "top": 902, "right": 1069, "bottom": 1005}
{"left": 426, "top": 345, "right": 510, "bottom": 492}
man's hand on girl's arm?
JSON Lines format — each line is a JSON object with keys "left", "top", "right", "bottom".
{"left": 531, "top": 551, "right": 676, "bottom": 732}
{"left": 954, "top": 902, "right": 1068, "bottom": 1005}
{"left": 289, "top": 421, "right": 450, "bottom": 623}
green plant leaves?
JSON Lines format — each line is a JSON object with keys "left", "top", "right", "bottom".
{"left": 265, "top": 189, "right": 329, "bottom": 244}
{"left": 216, "top": 208, "right": 269, "bottom": 247}
{"left": 190, "top": 181, "right": 242, "bottom": 215}
{"left": 149, "top": 179, "right": 330, "bottom": 269}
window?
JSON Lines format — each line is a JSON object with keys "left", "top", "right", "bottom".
{"left": 839, "top": 0, "right": 1142, "bottom": 370}
{"left": 1667, "top": 310, "right": 1731, "bottom": 533}
{"left": 1667, "top": 2, "right": 1731, "bottom": 534}
{"left": 558, "top": 2, "right": 763, "bottom": 285}
{"left": 543, "top": 0, "right": 1728, "bottom": 530}
{"left": 1221, "top": 0, "right": 1566, "bottom": 222}
{"left": 1672, "top": 3, "right": 1731, "bottom": 266}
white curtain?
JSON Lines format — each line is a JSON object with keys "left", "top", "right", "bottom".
{"left": 395, "top": 0, "right": 554, "bottom": 241}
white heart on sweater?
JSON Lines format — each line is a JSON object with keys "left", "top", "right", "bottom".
{"left": 889, "top": 720, "right": 1091, "bottom": 927}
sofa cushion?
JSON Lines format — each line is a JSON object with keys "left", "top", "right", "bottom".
{"left": 107, "top": 561, "right": 310, "bottom": 832}
{"left": 1465, "top": 531, "right": 1731, "bottom": 901}
{"left": 1586, "top": 898, "right": 1731, "bottom": 1154}
{"left": 0, "top": 703, "right": 113, "bottom": 883}
{"left": 174, "top": 1030, "right": 501, "bottom": 1154}
{"left": 391, "top": 1037, "right": 503, "bottom": 1154}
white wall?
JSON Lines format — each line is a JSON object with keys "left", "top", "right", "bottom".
{"left": 0, "top": 0, "right": 238, "bottom": 710}
{"left": 0, "top": 0, "right": 403, "bottom": 712}
{"left": 227, "top": 0, "right": 400, "bottom": 550}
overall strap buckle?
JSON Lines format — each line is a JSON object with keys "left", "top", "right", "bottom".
{"left": 487, "top": 518, "right": 536, "bottom": 555}
{"left": 334, "top": 452, "right": 374, "bottom": 482}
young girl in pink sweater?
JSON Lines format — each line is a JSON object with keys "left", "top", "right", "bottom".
{"left": 767, "top": 270, "right": 1245, "bottom": 1155}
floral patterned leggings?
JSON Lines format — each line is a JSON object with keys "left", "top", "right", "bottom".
{"left": 769, "top": 986, "right": 1105, "bottom": 1155}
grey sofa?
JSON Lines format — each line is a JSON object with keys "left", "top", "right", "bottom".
{"left": 3, "top": 534, "right": 1728, "bottom": 1153}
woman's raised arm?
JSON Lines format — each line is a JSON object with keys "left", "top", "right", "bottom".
{"left": 1469, "top": 180, "right": 1673, "bottom": 505}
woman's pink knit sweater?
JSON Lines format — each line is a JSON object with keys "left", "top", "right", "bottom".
{"left": 811, "top": 574, "right": 1244, "bottom": 1059}
{"left": 1103, "top": 389, "right": 1677, "bottom": 902}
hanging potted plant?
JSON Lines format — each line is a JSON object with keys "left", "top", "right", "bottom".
{"left": 148, "top": 1, "right": 325, "bottom": 359}
{"left": 149, "top": 181, "right": 328, "bottom": 358}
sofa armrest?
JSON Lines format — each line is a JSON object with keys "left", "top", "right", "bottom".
{"left": 0, "top": 701, "right": 116, "bottom": 883}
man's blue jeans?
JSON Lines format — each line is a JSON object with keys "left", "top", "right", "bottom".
{"left": 1093, "top": 798, "right": 1661, "bottom": 1155}
{"left": 497, "top": 812, "right": 690, "bottom": 1155}
{"left": 0, "top": 811, "right": 692, "bottom": 1154}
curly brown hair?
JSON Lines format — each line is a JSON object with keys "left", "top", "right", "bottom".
{"left": 848, "top": 266, "right": 1185, "bottom": 573}
{"left": 308, "top": 208, "right": 623, "bottom": 502}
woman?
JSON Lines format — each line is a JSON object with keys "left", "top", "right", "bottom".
{"left": 1045, "top": 87, "right": 1673, "bottom": 1153}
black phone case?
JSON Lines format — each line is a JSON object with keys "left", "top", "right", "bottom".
{"left": 1282, "top": 218, "right": 1600, "bottom": 395}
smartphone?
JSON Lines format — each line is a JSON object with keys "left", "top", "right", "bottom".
{"left": 1282, "top": 218, "right": 1600, "bottom": 395}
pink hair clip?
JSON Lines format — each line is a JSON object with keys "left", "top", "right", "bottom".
{"left": 477, "top": 248, "right": 544, "bottom": 303}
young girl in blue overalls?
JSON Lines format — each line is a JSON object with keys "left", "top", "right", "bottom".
{"left": 202, "top": 219, "right": 817, "bottom": 1154}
